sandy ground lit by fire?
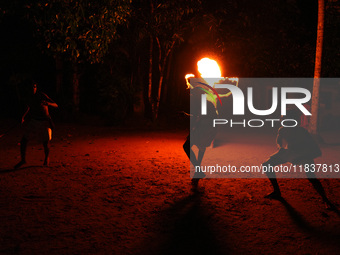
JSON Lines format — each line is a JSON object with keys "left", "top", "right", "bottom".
{"left": 1, "top": 122, "right": 340, "bottom": 254}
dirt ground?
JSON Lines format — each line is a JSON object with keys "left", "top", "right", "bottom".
{"left": 0, "top": 121, "right": 340, "bottom": 255}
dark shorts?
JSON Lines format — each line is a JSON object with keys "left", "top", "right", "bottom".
{"left": 23, "top": 119, "right": 52, "bottom": 142}
{"left": 189, "top": 118, "right": 217, "bottom": 149}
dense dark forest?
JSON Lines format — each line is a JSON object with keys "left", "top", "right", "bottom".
{"left": 0, "top": 0, "right": 339, "bottom": 123}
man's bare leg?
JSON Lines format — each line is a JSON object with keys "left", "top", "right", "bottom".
{"left": 305, "top": 163, "right": 334, "bottom": 209}
{"left": 262, "top": 158, "right": 282, "bottom": 199}
{"left": 183, "top": 138, "right": 199, "bottom": 166}
{"left": 43, "top": 141, "right": 50, "bottom": 166}
{"left": 191, "top": 147, "right": 207, "bottom": 190}
{"left": 14, "top": 137, "right": 28, "bottom": 169}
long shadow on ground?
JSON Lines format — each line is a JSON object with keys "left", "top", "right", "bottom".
{"left": 137, "top": 191, "right": 228, "bottom": 255}
{"left": 279, "top": 198, "right": 340, "bottom": 249}
{"left": 0, "top": 165, "right": 44, "bottom": 174}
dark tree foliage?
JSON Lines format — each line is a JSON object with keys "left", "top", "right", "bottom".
{"left": 323, "top": 0, "right": 340, "bottom": 77}
{"left": 0, "top": 0, "right": 339, "bottom": 122}
{"left": 131, "top": 0, "right": 202, "bottom": 120}
{"left": 24, "top": 0, "right": 132, "bottom": 114}
{"left": 26, "top": 0, "right": 131, "bottom": 64}
{"left": 185, "top": 0, "right": 319, "bottom": 77}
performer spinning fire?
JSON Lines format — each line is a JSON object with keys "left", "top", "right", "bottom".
{"left": 183, "top": 58, "right": 238, "bottom": 190}
{"left": 183, "top": 82, "right": 218, "bottom": 190}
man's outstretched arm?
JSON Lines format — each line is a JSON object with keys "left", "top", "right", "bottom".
{"left": 21, "top": 106, "right": 30, "bottom": 124}
{"left": 276, "top": 134, "right": 283, "bottom": 149}
{"left": 42, "top": 94, "right": 58, "bottom": 108}
{"left": 43, "top": 101, "right": 58, "bottom": 108}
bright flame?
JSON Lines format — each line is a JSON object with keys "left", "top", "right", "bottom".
{"left": 197, "top": 58, "right": 221, "bottom": 78}
{"left": 185, "top": 74, "right": 195, "bottom": 79}
{"left": 185, "top": 74, "right": 195, "bottom": 89}
{"left": 228, "top": 77, "right": 239, "bottom": 83}
{"left": 184, "top": 57, "right": 239, "bottom": 103}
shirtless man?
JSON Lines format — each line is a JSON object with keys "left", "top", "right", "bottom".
{"left": 15, "top": 82, "right": 58, "bottom": 168}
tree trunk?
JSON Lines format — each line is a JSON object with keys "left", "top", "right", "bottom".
{"left": 154, "top": 39, "right": 175, "bottom": 120}
{"left": 72, "top": 62, "right": 80, "bottom": 113}
{"left": 55, "top": 55, "right": 63, "bottom": 96}
{"left": 154, "top": 68, "right": 164, "bottom": 120}
{"left": 309, "top": 0, "right": 324, "bottom": 135}
{"left": 145, "top": 0, "right": 154, "bottom": 120}
{"left": 135, "top": 56, "right": 145, "bottom": 115}
{"left": 145, "top": 35, "right": 154, "bottom": 120}
{"left": 163, "top": 50, "right": 173, "bottom": 105}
